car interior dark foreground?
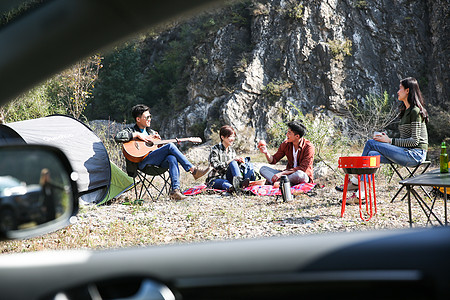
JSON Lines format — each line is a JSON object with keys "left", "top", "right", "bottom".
{"left": 0, "top": 1, "right": 449, "bottom": 299}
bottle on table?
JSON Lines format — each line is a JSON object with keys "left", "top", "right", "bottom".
{"left": 440, "top": 141, "right": 448, "bottom": 173}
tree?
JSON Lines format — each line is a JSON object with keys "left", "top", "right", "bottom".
{"left": 53, "top": 55, "right": 102, "bottom": 119}
{"left": 87, "top": 43, "right": 145, "bottom": 122}
{"left": 345, "top": 91, "right": 398, "bottom": 142}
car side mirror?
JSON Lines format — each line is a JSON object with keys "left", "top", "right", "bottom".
{"left": 0, "top": 145, "right": 78, "bottom": 240}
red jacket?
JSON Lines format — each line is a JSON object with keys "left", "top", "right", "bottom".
{"left": 271, "top": 138, "right": 315, "bottom": 182}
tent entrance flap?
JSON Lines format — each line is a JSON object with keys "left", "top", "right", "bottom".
{"left": 97, "top": 161, "right": 134, "bottom": 205}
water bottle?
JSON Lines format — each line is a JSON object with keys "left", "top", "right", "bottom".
{"left": 279, "top": 175, "right": 293, "bottom": 202}
{"left": 440, "top": 142, "right": 448, "bottom": 173}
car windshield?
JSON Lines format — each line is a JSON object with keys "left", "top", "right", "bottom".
{"left": 0, "top": 0, "right": 448, "bottom": 253}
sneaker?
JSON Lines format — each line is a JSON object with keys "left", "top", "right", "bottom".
{"left": 341, "top": 193, "right": 366, "bottom": 205}
{"left": 225, "top": 185, "right": 235, "bottom": 194}
{"left": 170, "top": 189, "right": 187, "bottom": 200}
{"left": 192, "top": 166, "right": 210, "bottom": 180}
{"left": 241, "top": 178, "right": 250, "bottom": 189}
{"left": 335, "top": 182, "right": 359, "bottom": 192}
{"left": 345, "top": 193, "right": 359, "bottom": 205}
{"left": 232, "top": 176, "right": 243, "bottom": 195}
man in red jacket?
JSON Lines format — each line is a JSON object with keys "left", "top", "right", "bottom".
{"left": 258, "top": 121, "right": 315, "bottom": 186}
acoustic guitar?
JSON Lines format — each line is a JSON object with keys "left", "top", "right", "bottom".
{"left": 122, "top": 137, "right": 202, "bottom": 163}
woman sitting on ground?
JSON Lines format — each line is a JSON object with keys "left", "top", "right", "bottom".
{"left": 206, "top": 125, "right": 252, "bottom": 195}
{"left": 338, "top": 76, "right": 429, "bottom": 192}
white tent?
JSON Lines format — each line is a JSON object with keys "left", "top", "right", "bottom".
{"left": 0, "top": 115, "right": 111, "bottom": 203}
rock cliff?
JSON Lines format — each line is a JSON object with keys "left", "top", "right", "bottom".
{"left": 143, "top": 0, "right": 449, "bottom": 143}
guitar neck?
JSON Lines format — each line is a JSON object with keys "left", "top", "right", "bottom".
{"left": 153, "top": 138, "right": 197, "bottom": 145}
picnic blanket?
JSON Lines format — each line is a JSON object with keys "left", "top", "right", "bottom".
{"left": 183, "top": 182, "right": 316, "bottom": 196}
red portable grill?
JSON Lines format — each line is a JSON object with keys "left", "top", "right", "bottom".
{"left": 338, "top": 156, "right": 380, "bottom": 221}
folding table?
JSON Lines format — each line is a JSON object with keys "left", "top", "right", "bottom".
{"left": 400, "top": 169, "right": 450, "bottom": 227}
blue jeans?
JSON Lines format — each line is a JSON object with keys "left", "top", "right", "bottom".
{"left": 362, "top": 139, "right": 427, "bottom": 167}
{"left": 210, "top": 160, "right": 242, "bottom": 190}
{"left": 138, "top": 143, "right": 193, "bottom": 191}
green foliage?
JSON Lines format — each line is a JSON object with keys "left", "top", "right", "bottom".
{"left": 202, "top": 18, "right": 216, "bottom": 28}
{"left": 87, "top": 43, "right": 145, "bottom": 122}
{"left": 346, "top": 91, "right": 398, "bottom": 143}
{"left": 288, "top": 3, "right": 304, "bottom": 20}
{"left": 262, "top": 80, "right": 293, "bottom": 103}
{"left": 268, "top": 102, "right": 350, "bottom": 166}
{"left": 1, "top": 54, "right": 101, "bottom": 123}
{"left": 0, "top": 82, "right": 66, "bottom": 123}
{"left": 193, "top": 56, "right": 208, "bottom": 65}
{"left": 328, "top": 39, "right": 352, "bottom": 61}
{"left": 266, "top": 108, "right": 288, "bottom": 148}
{"left": 231, "top": 11, "right": 250, "bottom": 25}
{"left": 355, "top": 1, "right": 368, "bottom": 9}
{"left": 83, "top": 1, "right": 251, "bottom": 121}
{"left": 143, "top": 22, "right": 211, "bottom": 116}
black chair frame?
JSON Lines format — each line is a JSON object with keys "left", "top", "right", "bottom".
{"left": 126, "top": 160, "right": 171, "bottom": 201}
{"left": 390, "top": 160, "right": 431, "bottom": 203}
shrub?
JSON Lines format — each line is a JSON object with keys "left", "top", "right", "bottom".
{"left": 345, "top": 91, "right": 398, "bottom": 143}
{"left": 328, "top": 39, "right": 352, "bottom": 61}
{"left": 268, "top": 102, "right": 350, "bottom": 169}
{"left": 0, "top": 82, "right": 66, "bottom": 123}
{"left": 288, "top": 3, "right": 304, "bottom": 20}
{"left": 262, "top": 80, "right": 293, "bottom": 103}
{"left": 355, "top": 1, "right": 368, "bottom": 9}
{"left": 49, "top": 55, "right": 102, "bottom": 120}
{"left": 88, "top": 43, "right": 145, "bottom": 122}
{"left": 233, "top": 54, "right": 249, "bottom": 77}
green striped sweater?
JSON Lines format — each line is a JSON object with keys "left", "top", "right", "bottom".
{"left": 392, "top": 106, "right": 428, "bottom": 151}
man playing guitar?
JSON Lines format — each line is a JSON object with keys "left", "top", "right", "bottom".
{"left": 115, "top": 104, "right": 209, "bottom": 200}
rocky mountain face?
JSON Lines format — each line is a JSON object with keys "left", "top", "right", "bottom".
{"left": 145, "top": 0, "right": 449, "bottom": 143}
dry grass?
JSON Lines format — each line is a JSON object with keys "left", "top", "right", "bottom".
{"left": 1, "top": 151, "right": 446, "bottom": 254}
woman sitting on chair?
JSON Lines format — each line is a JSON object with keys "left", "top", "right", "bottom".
{"left": 338, "top": 77, "right": 429, "bottom": 192}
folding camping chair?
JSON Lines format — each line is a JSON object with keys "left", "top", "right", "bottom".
{"left": 125, "top": 159, "right": 171, "bottom": 201}
{"left": 390, "top": 160, "right": 431, "bottom": 203}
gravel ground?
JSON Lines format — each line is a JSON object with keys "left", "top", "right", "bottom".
{"left": 1, "top": 146, "right": 445, "bottom": 252}
{"left": 62, "top": 169, "right": 446, "bottom": 250}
